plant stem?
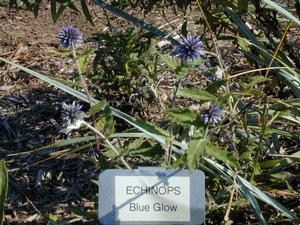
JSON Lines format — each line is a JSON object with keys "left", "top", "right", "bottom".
{"left": 71, "top": 49, "right": 93, "bottom": 107}
{"left": 248, "top": 23, "right": 290, "bottom": 180}
{"left": 195, "top": 0, "right": 233, "bottom": 112}
{"left": 224, "top": 175, "right": 237, "bottom": 222}
{"left": 170, "top": 78, "right": 182, "bottom": 108}
{"left": 265, "top": 21, "right": 291, "bottom": 77}
{"left": 166, "top": 78, "right": 183, "bottom": 165}
{"left": 71, "top": 48, "right": 101, "bottom": 156}
{"left": 82, "top": 121, "right": 131, "bottom": 169}
{"left": 250, "top": 100, "right": 268, "bottom": 181}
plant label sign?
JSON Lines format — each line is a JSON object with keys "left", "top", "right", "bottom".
{"left": 99, "top": 168, "right": 205, "bottom": 225}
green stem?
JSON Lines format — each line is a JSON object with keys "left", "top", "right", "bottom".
{"left": 71, "top": 48, "right": 101, "bottom": 156}
{"left": 170, "top": 78, "right": 182, "bottom": 108}
{"left": 82, "top": 121, "right": 131, "bottom": 169}
{"left": 195, "top": 0, "right": 233, "bottom": 113}
{"left": 166, "top": 78, "right": 183, "bottom": 165}
{"left": 250, "top": 101, "right": 268, "bottom": 181}
{"left": 71, "top": 49, "right": 93, "bottom": 107}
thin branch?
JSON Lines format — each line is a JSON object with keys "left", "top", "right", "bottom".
{"left": 82, "top": 121, "right": 131, "bottom": 169}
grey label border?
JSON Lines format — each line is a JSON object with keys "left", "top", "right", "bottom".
{"left": 99, "top": 168, "right": 205, "bottom": 225}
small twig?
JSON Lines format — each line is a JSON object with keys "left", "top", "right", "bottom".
{"left": 10, "top": 176, "right": 42, "bottom": 215}
{"left": 224, "top": 175, "right": 237, "bottom": 222}
{"left": 265, "top": 21, "right": 291, "bottom": 77}
{"left": 229, "top": 66, "right": 287, "bottom": 79}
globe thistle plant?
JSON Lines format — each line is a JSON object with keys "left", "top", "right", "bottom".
{"left": 58, "top": 25, "right": 83, "bottom": 49}
{"left": 176, "top": 36, "right": 204, "bottom": 62}
{"left": 203, "top": 104, "right": 222, "bottom": 125}
{"left": 58, "top": 25, "right": 93, "bottom": 107}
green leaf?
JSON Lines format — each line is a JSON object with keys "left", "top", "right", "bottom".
{"left": 159, "top": 53, "right": 178, "bottom": 71}
{"left": 178, "top": 87, "right": 216, "bottom": 102}
{"left": 0, "top": 57, "right": 98, "bottom": 105}
{"left": 50, "top": 0, "right": 57, "bottom": 23}
{"left": 127, "top": 141, "right": 164, "bottom": 160}
{"left": 249, "top": 125, "right": 300, "bottom": 141}
{"left": 237, "top": 0, "right": 248, "bottom": 13}
{"left": 225, "top": 8, "right": 260, "bottom": 46}
{"left": 237, "top": 37, "right": 251, "bottom": 51}
{"left": 0, "top": 160, "right": 8, "bottom": 225}
{"left": 166, "top": 108, "right": 201, "bottom": 126}
{"left": 262, "top": 0, "right": 300, "bottom": 27}
{"left": 268, "top": 109, "right": 300, "bottom": 125}
{"left": 89, "top": 100, "right": 107, "bottom": 116}
{"left": 9, "top": 136, "right": 96, "bottom": 156}
{"left": 78, "top": 49, "right": 92, "bottom": 74}
{"left": 102, "top": 148, "right": 118, "bottom": 158}
{"left": 96, "top": 106, "right": 115, "bottom": 136}
{"left": 277, "top": 70, "right": 300, "bottom": 97}
{"left": 56, "top": 4, "right": 67, "bottom": 21}
{"left": 48, "top": 48, "right": 72, "bottom": 57}
{"left": 269, "top": 98, "right": 300, "bottom": 111}
{"left": 67, "top": 1, "right": 79, "bottom": 12}
{"left": 206, "top": 79, "right": 226, "bottom": 94}
{"left": 175, "top": 64, "right": 189, "bottom": 79}
{"left": 259, "top": 159, "right": 281, "bottom": 169}
{"left": 249, "top": 76, "right": 272, "bottom": 85}
{"left": 159, "top": 52, "right": 189, "bottom": 79}
{"left": 268, "top": 151, "right": 300, "bottom": 174}
{"left": 32, "top": 0, "right": 42, "bottom": 17}
{"left": 187, "top": 134, "right": 207, "bottom": 171}
{"left": 181, "top": 20, "right": 188, "bottom": 37}
{"left": 109, "top": 107, "right": 187, "bottom": 153}
{"left": 80, "top": 0, "right": 94, "bottom": 25}
{"left": 238, "top": 179, "right": 268, "bottom": 225}
{"left": 205, "top": 142, "right": 240, "bottom": 169}
{"left": 223, "top": 221, "right": 234, "bottom": 225}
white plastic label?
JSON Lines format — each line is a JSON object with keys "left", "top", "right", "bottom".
{"left": 115, "top": 176, "right": 190, "bottom": 222}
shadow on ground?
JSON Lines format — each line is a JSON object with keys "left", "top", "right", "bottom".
{"left": 0, "top": 87, "right": 99, "bottom": 224}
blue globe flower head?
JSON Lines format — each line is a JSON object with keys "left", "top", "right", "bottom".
{"left": 176, "top": 35, "right": 204, "bottom": 62}
{"left": 58, "top": 25, "right": 83, "bottom": 49}
{"left": 203, "top": 104, "right": 222, "bottom": 125}
{"left": 60, "top": 101, "right": 87, "bottom": 134}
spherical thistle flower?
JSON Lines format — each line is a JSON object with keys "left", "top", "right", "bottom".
{"left": 176, "top": 35, "right": 204, "bottom": 62}
{"left": 60, "top": 101, "right": 86, "bottom": 134}
{"left": 58, "top": 25, "right": 83, "bottom": 49}
{"left": 202, "top": 104, "right": 222, "bottom": 126}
